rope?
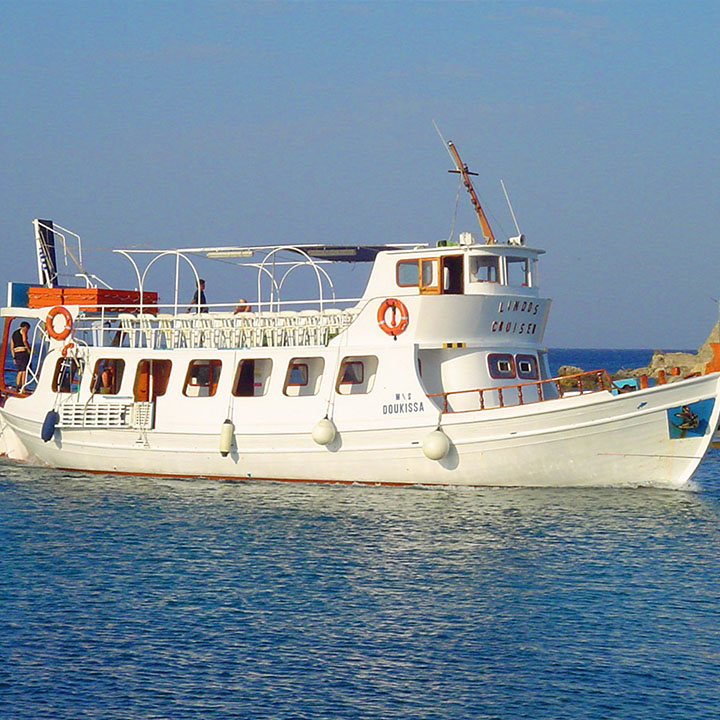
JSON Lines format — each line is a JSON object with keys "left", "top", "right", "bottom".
{"left": 446, "top": 176, "right": 462, "bottom": 243}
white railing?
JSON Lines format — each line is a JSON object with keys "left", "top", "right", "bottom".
{"left": 71, "top": 305, "right": 363, "bottom": 350}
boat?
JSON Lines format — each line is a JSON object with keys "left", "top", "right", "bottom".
{"left": 1, "top": 143, "right": 719, "bottom": 487}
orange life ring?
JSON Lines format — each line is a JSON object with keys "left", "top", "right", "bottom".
{"left": 46, "top": 306, "right": 73, "bottom": 341}
{"left": 377, "top": 298, "right": 409, "bottom": 336}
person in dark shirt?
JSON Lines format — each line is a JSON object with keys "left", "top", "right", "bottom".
{"left": 186, "top": 278, "right": 208, "bottom": 313}
{"left": 10, "top": 321, "right": 31, "bottom": 389}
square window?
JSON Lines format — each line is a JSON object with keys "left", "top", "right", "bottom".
{"left": 183, "top": 360, "right": 221, "bottom": 397}
{"left": 92, "top": 359, "right": 125, "bottom": 395}
{"left": 396, "top": 260, "right": 419, "bottom": 287}
{"left": 488, "top": 353, "right": 516, "bottom": 379}
{"left": 339, "top": 361, "right": 364, "bottom": 385}
{"left": 288, "top": 363, "right": 308, "bottom": 386}
{"left": 470, "top": 256, "right": 499, "bottom": 282}
{"left": 516, "top": 354, "right": 538, "bottom": 380}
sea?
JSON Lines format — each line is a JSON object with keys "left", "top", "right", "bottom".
{"left": 2, "top": 349, "right": 720, "bottom": 720}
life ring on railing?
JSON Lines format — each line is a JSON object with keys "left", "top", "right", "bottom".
{"left": 46, "top": 306, "right": 73, "bottom": 341}
{"left": 61, "top": 342, "right": 75, "bottom": 358}
{"left": 377, "top": 298, "right": 409, "bottom": 336}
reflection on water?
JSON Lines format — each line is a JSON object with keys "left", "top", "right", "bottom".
{"left": 2, "top": 453, "right": 720, "bottom": 719}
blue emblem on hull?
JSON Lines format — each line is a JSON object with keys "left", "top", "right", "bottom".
{"left": 667, "top": 398, "right": 715, "bottom": 439}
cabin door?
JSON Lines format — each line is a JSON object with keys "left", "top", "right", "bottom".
{"left": 442, "top": 255, "right": 464, "bottom": 294}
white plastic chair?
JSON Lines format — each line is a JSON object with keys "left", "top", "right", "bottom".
{"left": 234, "top": 312, "right": 255, "bottom": 347}
{"left": 137, "top": 313, "right": 157, "bottom": 348}
{"left": 174, "top": 316, "right": 195, "bottom": 347}
{"left": 298, "top": 309, "right": 321, "bottom": 345}
{"left": 212, "top": 312, "right": 236, "bottom": 348}
{"left": 155, "top": 313, "right": 176, "bottom": 349}
{"left": 277, "top": 311, "right": 299, "bottom": 346}
{"left": 118, "top": 313, "right": 138, "bottom": 348}
{"left": 319, "top": 308, "right": 344, "bottom": 344}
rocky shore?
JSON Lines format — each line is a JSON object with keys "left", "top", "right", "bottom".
{"left": 558, "top": 322, "right": 720, "bottom": 383}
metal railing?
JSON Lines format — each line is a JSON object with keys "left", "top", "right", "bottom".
{"left": 428, "top": 370, "right": 613, "bottom": 414}
{"left": 70, "top": 304, "right": 364, "bottom": 350}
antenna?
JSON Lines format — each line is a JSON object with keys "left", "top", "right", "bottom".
{"left": 432, "top": 120, "right": 456, "bottom": 164}
{"left": 500, "top": 180, "right": 521, "bottom": 236}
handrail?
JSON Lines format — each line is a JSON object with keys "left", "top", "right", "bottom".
{"left": 68, "top": 303, "right": 365, "bottom": 349}
{"left": 428, "top": 369, "right": 613, "bottom": 414}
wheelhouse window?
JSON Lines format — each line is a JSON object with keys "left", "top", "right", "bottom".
{"left": 506, "top": 256, "right": 530, "bottom": 287}
{"left": 183, "top": 359, "right": 220, "bottom": 398}
{"left": 396, "top": 260, "right": 419, "bottom": 287}
{"left": 92, "top": 359, "right": 125, "bottom": 395}
{"left": 284, "top": 357, "right": 324, "bottom": 397}
{"left": 470, "top": 256, "right": 500, "bottom": 283}
{"left": 516, "top": 354, "right": 539, "bottom": 380}
{"left": 488, "top": 353, "right": 516, "bottom": 379}
{"left": 134, "top": 359, "right": 172, "bottom": 401}
{"left": 232, "top": 358, "right": 272, "bottom": 397}
{"left": 336, "top": 356, "right": 378, "bottom": 395}
{"left": 419, "top": 258, "right": 441, "bottom": 294}
{"left": 52, "top": 356, "right": 84, "bottom": 393}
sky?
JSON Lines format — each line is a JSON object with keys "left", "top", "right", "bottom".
{"left": 1, "top": 0, "right": 719, "bottom": 349}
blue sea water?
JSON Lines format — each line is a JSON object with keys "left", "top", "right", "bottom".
{"left": 2, "top": 349, "right": 720, "bottom": 720}
{"left": 549, "top": 347, "right": 661, "bottom": 376}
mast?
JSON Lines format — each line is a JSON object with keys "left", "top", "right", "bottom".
{"left": 447, "top": 142, "right": 496, "bottom": 244}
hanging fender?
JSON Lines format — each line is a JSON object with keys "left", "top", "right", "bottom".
{"left": 46, "top": 306, "right": 73, "bottom": 341}
{"left": 377, "top": 298, "right": 409, "bottom": 336}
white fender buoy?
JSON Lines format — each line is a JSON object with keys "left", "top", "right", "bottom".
{"left": 312, "top": 417, "right": 336, "bottom": 446}
{"left": 422, "top": 429, "right": 450, "bottom": 460}
{"left": 219, "top": 419, "right": 234, "bottom": 457}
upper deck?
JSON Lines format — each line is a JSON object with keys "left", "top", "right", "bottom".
{"left": 3, "top": 228, "right": 550, "bottom": 359}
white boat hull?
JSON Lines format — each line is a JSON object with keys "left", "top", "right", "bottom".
{"left": 4, "top": 373, "right": 718, "bottom": 488}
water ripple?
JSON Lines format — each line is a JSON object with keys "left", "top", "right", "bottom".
{"left": 2, "top": 453, "right": 720, "bottom": 719}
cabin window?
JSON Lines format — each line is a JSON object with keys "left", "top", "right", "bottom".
{"left": 340, "top": 361, "right": 363, "bottom": 385}
{"left": 284, "top": 357, "right": 325, "bottom": 397}
{"left": 183, "top": 359, "right": 221, "bottom": 398}
{"left": 470, "top": 256, "right": 499, "bottom": 283}
{"left": 336, "top": 356, "right": 378, "bottom": 395}
{"left": 488, "top": 353, "right": 516, "bottom": 379}
{"left": 516, "top": 354, "right": 539, "bottom": 380}
{"left": 396, "top": 260, "right": 419, "bottom": 287}
{"left": 52, "top": 357, "right": 84, "bottom": 393}
{"left": 288, "top": 363, "right": 308, "bottom": 386}
{"left": 419, "top": 258, "right": 441, "bottom": 294}
{"left": 506, "top": 256, "right": 530, "bottom": 287}
{"left": 232, "top": 358, "right": 272, "bottom": 397}
{"left": 92, "top": 359, "right": 125, "bottom": 395}
{"left": 134, "top": 359, "right": 172, "bottom": 401}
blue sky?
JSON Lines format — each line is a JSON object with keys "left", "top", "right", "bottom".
{"left": 1, "top": 1, "right": 719, "bottom": 349}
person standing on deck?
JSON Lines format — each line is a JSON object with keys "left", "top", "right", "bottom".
{"left": 10, "top": 321, "right": 31, "bottom": 389}
{"left": 186, "top": 278, "right": 208, "bottom": 313}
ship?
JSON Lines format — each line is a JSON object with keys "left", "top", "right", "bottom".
{"left": 1, "top": 143, "right": 718, "bottom": 487}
